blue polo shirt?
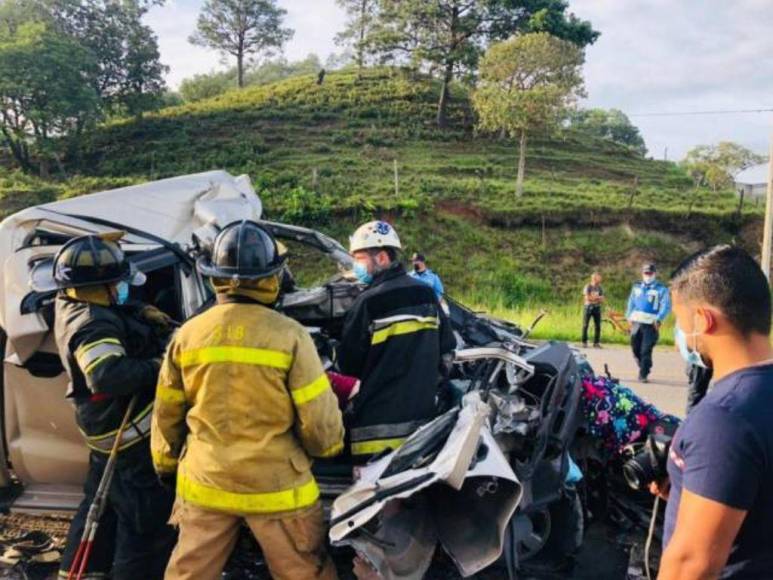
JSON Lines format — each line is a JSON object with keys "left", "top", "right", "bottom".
{"left": 409, "top": 268, "right": 444, "bottom": 299}
{"left": 664, "top": 363, "right": 773, "bottom": 578}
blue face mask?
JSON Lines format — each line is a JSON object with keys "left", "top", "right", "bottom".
{"left": 352, "top": 262, "right": 373, "bottom": 285}
{"left": 116, "top": 281, "right": 130, "bottom": 305}
{"left": 675, "top": 325, "right": 708, "bottom": 368}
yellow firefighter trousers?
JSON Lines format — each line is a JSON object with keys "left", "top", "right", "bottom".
{"left": 165, "top": 500, "right": 338, "bottom": 580}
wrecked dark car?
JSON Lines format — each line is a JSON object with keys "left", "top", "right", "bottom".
{"left": 0, "top": 171, "right": 590, "bottom": 578}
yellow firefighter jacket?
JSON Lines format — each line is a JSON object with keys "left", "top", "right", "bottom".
{"left": 150, "top": 299, "right": 344, "bottom": 515}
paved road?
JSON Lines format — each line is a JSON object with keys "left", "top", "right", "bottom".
{"left": 578, "top": 343, "right": 688, "bottom": 418}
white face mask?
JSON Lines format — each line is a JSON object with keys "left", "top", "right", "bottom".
{"left": 675, "top": 313, "right": 709, "bottom": 368}
{"left": 643, "top": 274, "right": 656, "bottom": 284}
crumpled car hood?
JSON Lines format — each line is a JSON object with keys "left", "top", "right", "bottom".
{"left": 330, "top": 393, "right": 523, "bottom": 579}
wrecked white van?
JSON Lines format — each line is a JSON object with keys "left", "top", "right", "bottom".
{"left": 0, "top": 171, "right": 586, "bottom": 578}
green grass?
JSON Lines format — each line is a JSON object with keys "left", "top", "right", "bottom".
{"left": 72, "top": 68, "right": 758, "bottom": 231}
{"left": 463, "top": 302, "right": 676, "bottom": 346}
{"left": 0, "top": 67, "right": 762, "bottom": 340}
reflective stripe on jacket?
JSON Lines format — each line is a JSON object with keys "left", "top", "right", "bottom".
{"left": 54, "top": 295, "right": 162, "bottom": 447}
{"left": 338, "top": 263, "right": 456, "bottom": 457}
{"left": 150, "top": 300, "right": 344, "bottom": 514}
{"left": 82, "top": 401, "right": 154, "bottom": 454}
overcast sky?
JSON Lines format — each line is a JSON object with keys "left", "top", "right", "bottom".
{"left": 146, "top": 0, "right": 773, "bottom": 160}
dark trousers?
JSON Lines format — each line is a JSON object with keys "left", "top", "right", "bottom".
{"left": 582, "top": 305, "right": 602, "bottom": 345}
{"left": 60, "top": 444, "right": 176, "bottom": 580}
{"left": 630, "top": 323, "right": 659, "bottom": 378}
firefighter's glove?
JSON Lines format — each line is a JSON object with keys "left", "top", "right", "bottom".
{"left": 140, "top": 305, "right": 177, "bottom": 329}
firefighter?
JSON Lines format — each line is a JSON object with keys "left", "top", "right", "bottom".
{"left": 52, "top": 232, "right": 176, "bottom": 580}
{"left": 151, "top": 220, "right": 343, "bottom": 580}
{"left": 338, "top": 221, "right": 456, "bottom": 459}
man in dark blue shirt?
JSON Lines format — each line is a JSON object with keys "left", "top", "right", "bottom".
{"left": 655, "top": 245, "right": 773, "bottom": 579}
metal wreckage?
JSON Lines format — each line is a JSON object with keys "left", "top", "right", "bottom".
{"left": 0, "top": 172, "right": 676, "bottom": 578}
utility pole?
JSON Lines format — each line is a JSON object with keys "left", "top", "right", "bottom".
{"left": 761, "top": 130, "right": 773, "bottom": 279}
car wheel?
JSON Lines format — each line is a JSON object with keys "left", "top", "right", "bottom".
{"left": 513, "top": 508, "right": 552, "bottom": 561}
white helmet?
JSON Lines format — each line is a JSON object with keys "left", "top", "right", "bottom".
{"left": 349, "top": 221, "right": 402, "bottom": 253}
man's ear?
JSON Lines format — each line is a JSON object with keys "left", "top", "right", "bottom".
{"left": 376, "top": 250, "right": 391, "bottom": 267}
{"left": 696, "top": 307, "right": 716, "bottom": 335}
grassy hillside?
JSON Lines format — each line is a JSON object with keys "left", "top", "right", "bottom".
{"left": 1, "top": 68, "right": 763, "bottom": 343}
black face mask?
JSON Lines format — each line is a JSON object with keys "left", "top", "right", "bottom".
{"left": 413, "top": 264, "right": 422, "bottom": 272}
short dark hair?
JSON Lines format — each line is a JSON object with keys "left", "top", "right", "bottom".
{"left": 368, "top": 247, "right": 399, "bottom": 262}
{"left": 671, "top": 245, "right": 771, "bottom": 336}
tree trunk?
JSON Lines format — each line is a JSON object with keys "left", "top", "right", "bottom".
{"left": 1, "top": 128, "right": 34, "bottom": 173}
{"left": 357, "top": 0, "right": 367, "bottom": 73}
{"left": 516, "top": 129, "right": 527, "bottom": 197}
{"left": 237, "top": 51, "right": 245, "bottom": 88}
{"left": 436, "top": 60, "right": 454, "bottom": 129}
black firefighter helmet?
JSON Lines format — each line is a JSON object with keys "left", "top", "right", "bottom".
{"left": 53, "top": 232, "right": 145, "bottom": 290}
{"left": 197, "top": 220, "right": 285, "bottom": 280}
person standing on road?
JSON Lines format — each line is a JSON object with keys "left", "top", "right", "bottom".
{"left": 653, "top": 245, "right": 773, "bottom": 578}
{"left": 409, "top": 252, "right": 445, "bottom": 299}
{"left": 626, "top": 263, "right": 670, "bottom": 383}
{"left": 581, "top": 272, "right": 604, "bottom": 348}
{"left": 52, "top": 233, "right": 177, "bottom": 580}
{"left": 151, "top": 221, "right": 343, "bottom": 580}
{"left": 338, "top": 222, "right": 455, "bottom": 459}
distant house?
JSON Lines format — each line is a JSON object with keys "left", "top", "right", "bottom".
{"left": 735, "top": 162, "right": 769, "bottom": 199}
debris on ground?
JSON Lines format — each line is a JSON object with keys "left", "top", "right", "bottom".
{"left": 0, "top": 513, "right": 69, "bottom": 579}
{"left": 0, "top": 509, "right": 652, "bottom": 579}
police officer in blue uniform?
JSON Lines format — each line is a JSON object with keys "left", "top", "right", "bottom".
{"left": 626, "top": 263, "right": 671, "bottom": 382}
{"left": 409, "top": 252, "right": 445, "bottom": 299}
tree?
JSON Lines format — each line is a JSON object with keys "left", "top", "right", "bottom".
{"left": 189, "top": 0, "right": 293, "bottom": 89}
{"left": 364, "top": 0, "right": 598, "bottom": 128}
{"left": 520, "top": 0, "right": 599, "bottom": 45}
{"left": 180, "top": 69, "right": 238, "bottom": 102}
{"left": 682, "top": 142, "right": 765, "bottom": 192}
{"left": 122, "top": 16, "right": 168, "bottom": 119}
{"left": 472, "top": 32, "right": 585, "bottom": 196}
{"left": 245, "top": 53, "right": 322, "bottom": 86}
{"left": 179, "top": 54, "right": 323, "bottom": 102}
{"left": 335, "top": 0, "right": 379, "bottom": 73}
{"left": 0, "top": 22, "right": 99, "bottom": 173}
{"left": 569, "top": 108, "right": 647, "bottom": 156}
{"left": 49, "top": 0, "right": 168, "bottom": 117}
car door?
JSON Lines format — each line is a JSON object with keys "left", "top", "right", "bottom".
{"left": 1, "top": 244, "right": 79, "bottom": 494}
{"left": 1, "top": 245, "right": 200, "bottom": 507}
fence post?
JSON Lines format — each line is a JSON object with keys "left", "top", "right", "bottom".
{"left": 394, "top": 159, "right": 399, "bottom": 196}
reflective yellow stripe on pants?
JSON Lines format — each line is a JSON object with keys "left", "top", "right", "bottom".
{"left": 176, "top": 473, "right": 320, "bottom": 514}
